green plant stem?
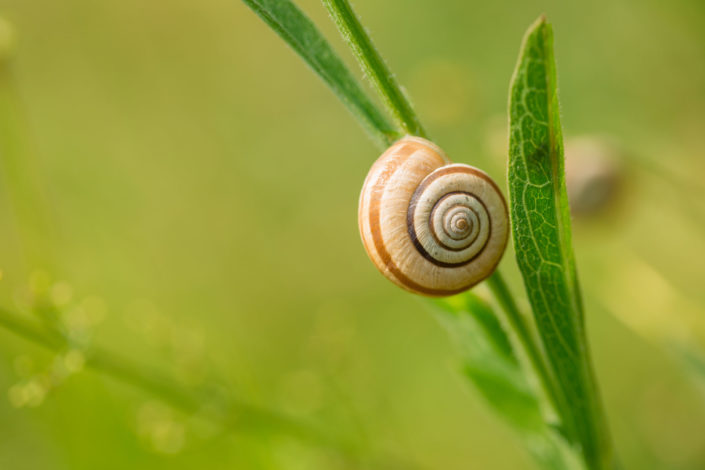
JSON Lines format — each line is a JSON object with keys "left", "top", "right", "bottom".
{"left": 0, "top": 307, "right": 356, "bottom": 460}
{"left": 485, "top": 271, "right": 567, "bottom": 429}
{"left": 241, "top": 0, "right": 398, "bottom": 150}
{"left": 0, "top": 307, "right": 313, "bottom": 435}
{"left": 0, "top": 306, "right": 429, "bottom": 469}
{"left": 322, "top": 0, "right": 426, "bottom": 137}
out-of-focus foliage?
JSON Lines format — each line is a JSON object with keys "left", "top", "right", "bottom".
{"left": 432, "top": 293, "right": 583, "bottom": 470}
{"left": 0, "top": 0, "right": 704, "bottom": 469}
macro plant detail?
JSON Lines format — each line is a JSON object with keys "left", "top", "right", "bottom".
{"left": 508, "top": 22, "right": 616, "bottom": 469}
{"left": 244, "top": 1, "right": 616, "bottom": 469}
{"left": 1, "top": 1, "right": 704, "bottom": 469}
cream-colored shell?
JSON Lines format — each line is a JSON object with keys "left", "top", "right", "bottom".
{"left": 358, "top": 136, "right": 508, "bottom": 296}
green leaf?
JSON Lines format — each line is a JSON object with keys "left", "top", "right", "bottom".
{"left": 321, "top": 0, "right": 426, "bottom": 137}
{"left": 431, "top": 294, "right": 585, "bottom": 470}
{"left": 241, "top": 0, "right": 399, "bottom": 149}
{"left": 508, "top": 16, "right": 615, "bottom": 469}
{"left": 433, "top": 294, "right": 544, "bottom": 433}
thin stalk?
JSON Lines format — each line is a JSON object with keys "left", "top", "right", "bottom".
{"left": 485, "top": 271, "right": 569, "bottom": 431}
{"left": 241, "top": 0, "right": 399, "bottom": 150}
{"left": 0, "top": 307, "right": 351, "bottom": 458}
{"left": 0, "top": 288, "right": 434, "bottom": 467}
{"left": 0, "top": 306, "right": 427, "bottom": 469}
{"left": 322, "top": 0, "right": 426, "bottom": 137}
{"left": 0, "top": 307, "right": 62, "bottom": 349}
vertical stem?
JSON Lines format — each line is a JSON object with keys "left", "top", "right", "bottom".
{"left": 322, "top": 0, "right": 427, "bottom": 137}
{"left": 485, "top": 271, "right": 569, "bottom": 431}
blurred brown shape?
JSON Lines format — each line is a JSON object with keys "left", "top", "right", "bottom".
{"left": 565, "top": 137, "right": 624, "bottom": 217}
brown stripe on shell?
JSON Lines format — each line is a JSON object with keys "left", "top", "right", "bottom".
{"left": 367, "top": 143, "right": 481, "bottom": 296}
{"left": 406, "top": 164, "right": 508, "bottom": 260}
{"left": 413, "top": 164, "right": 506, "bottom": 202}
{"left": 358, "top": 141, "right": 418, "bottom": 254}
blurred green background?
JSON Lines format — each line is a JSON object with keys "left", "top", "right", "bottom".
{"left": 0, "top": 0, "right": 704, "bottom": 468}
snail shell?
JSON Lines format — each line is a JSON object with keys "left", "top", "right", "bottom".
{"left": 358, "top": 136, "right": 508, "bottom": 296}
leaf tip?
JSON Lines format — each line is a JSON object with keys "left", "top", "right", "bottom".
{"left": 515, "top": 14, "right": 555, "bottom": 63}
{"left": 527, "top": 14, "right": 551, "bottom": 37}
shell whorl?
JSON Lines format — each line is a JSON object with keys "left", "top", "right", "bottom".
{"left": 358, "top": 136, "right": 508, "bottom": 296}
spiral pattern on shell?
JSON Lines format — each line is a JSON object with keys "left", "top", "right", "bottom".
{"left": 359, "top": 136, "right": 508, "bottom": 296}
